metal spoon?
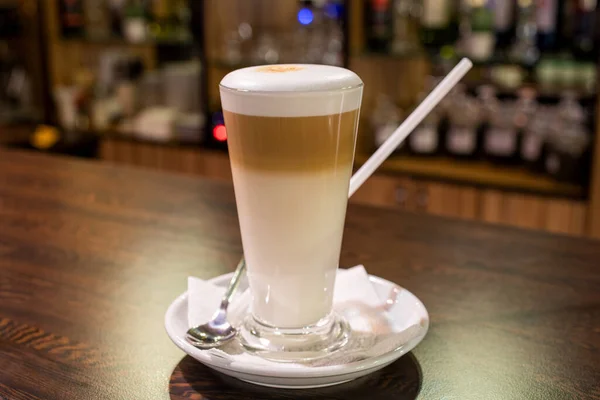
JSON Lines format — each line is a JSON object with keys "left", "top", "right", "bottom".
{"left": 185, "top": 258, "right": 246, "bottom": 349}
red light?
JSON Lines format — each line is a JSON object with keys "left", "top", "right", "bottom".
{"left": 213, "top": 124, "right": 227, "bottom": 142}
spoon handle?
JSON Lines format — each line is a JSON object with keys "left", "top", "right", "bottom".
{"left": 220, "top": 258, "right": 246, "bottom": 309}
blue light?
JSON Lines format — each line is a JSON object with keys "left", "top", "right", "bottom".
{"left": 298, "top": 8, "right": 313, "bottom": 25}
{"left": 325, "top": 3, "right": 341, "bottom": 19}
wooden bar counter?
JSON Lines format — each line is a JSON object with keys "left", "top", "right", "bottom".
{"left": 0, "top": 150, "right": 598, "bottom": 399}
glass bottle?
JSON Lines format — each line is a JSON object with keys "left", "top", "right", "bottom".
{"left": 446, "top": 85, "right": 481, "bottom": 159}
{"left": 364, "top": 0, "right": 394, "bottom": 52}
{"left": 391, "top": 0, "right": 422, "bottom": 55}
{"left": 420, "top": 0, "right": 456, "bottom": 49}
{"left": 512, "top": 87, "right": 538, "bottom": 164}
{"left": 484, "top": 101, "right": 519, "bottom": 164}
{"left": 544, "top": 92, "right": 590, "bottom": 183}
{"left": 468, "top": 0, "right": 496, "bottom": 61}
{"left": 148, "top": 0, "right": 171, "bottom": 41}
{"left": 521, "top": 106, "right": 550, "bottom": 171}
{"left": 59, "top": 0, "right": 85, "bottom": 38}
{"left": 511, "top": 0, "right": 539, "bottom": 66}
{"left": 535, "top": 0, "right": 559, "bottom": 52}
{"left": 573, "top": 0, "right": 598, "bottom": 60}
{"left": 123, "top": 0, "right": 147, "bottom": 43}
{"left": 494, "top": 0, "right": 516, "bottom": 49}
{"left": 371, "top": 94, "right": 403, "bottom": 151}
{"left": 476, "top": 84, "right": 500, "bottom": 158}
{"left": 560, "top": 90, "right": 585, "bottom": 123}
{"left": 107, "top": 0, "right": 126, "bottom": 38}
{"left": 83, "top": 0, "right": 111, "bottom": 40}
{"left": 456, "top": 0, "right": 472, "bottom": 55}
{"left": 408, "top": 77, "right": 440, "bottom": 156}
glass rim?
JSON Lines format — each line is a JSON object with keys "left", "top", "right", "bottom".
{"left": 219, "top": 82, "right": 364, "bottom": 95}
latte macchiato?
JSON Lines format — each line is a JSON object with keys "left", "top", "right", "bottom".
{"left": 220, "top": 65, "right": 363, "bottom": 330}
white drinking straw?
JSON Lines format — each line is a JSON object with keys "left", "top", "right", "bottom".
{"left": 227, "top": 59, "right": 473, "bottom": 277}
{"left": 348, "top": 58, "right": 473, "bottom": 197}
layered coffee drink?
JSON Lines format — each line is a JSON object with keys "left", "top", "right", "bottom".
{"left": 220, "top": 65, "right": 362, "bottom": 354}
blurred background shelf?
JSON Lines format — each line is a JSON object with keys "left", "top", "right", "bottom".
{"left": 2, "top": 0, "right": 600, "bottom": 238}
{"left": 61, "top": 36, "right": 194, "bottom": 47}
{"left": 354, "top": 153, "right": 585, "bottom": 199}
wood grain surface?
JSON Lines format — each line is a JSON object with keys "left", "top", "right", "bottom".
{"left": 0, "top": 150, "right": 598, "bottom": 400}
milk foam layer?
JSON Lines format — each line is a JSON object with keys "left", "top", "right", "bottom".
{"left": 231, "top": 165, "right": 351, "bottom": 328}
{"left": 220, "top": 64, "right": 363, "bottom": 117}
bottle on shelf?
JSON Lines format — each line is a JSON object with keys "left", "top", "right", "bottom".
{"left": 559, "top": 0, "right": 576, "bottom": 50}
{"left": 494, "top": 0, "right": 516, "bottom": 50}
{"left": 58, "top": 0, "right": 85, "bottom": 38}
{"left": 122, "top": 0, "right": 147, "bottom": 43}
{"left": 148, "top": 0, "right": 172, "bottom": 41}
{"left": 408, "top": 77, "right": 441, "bottom": 156}
{"left": 420, "top": 0, "right": 457, "bottom": 49}
{"left": 445, "top": 84, "right": 481, "bottom": 159}
{"left": 573, "top": 0, "right": 598, "bottom": 60}
{"left": 544, "top": 91, "right": 591, "bottom": 184}
{"left": 476, "top": 84, "right": 499, "bottom": 156}
{"left": 455, "top": 0, "right": 472, "bottom": 55}
{"left": 364, "top": 0, "right": 394, "bottom": 52}
{"left": 467, "top": 0, "right": 495, "bottom": 62}
{"left": 511, "top": 0, "right": 539, "bottom": 66}
{"left": 83, "top": 0, "right": 111, "bottom": 40}
{"left": 483, "top": 100, "right": 520, "bottom": 164}
{"left": 521, "top": 105, "right": 550, "bottom": 172}
{"left": 371, "top": 93, "right": 403, "bottom": 151}
{"left": 390, "top": 0, "right": 422, "bottom": 55}
{"left": 172, "top": 0, "right": 192, "bottom": 41}
{"left": 512, "top": 87, "right": 538, "bottom": 162}
{"left": 535, "top": 0, "right": 559, "bottom": 52}
{"left": 107, "top": 0, "right": 125, "bottom": 38}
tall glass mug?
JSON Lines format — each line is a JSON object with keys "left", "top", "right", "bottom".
{"left": 220, "top": 65, "right": 363, "bottom": 360}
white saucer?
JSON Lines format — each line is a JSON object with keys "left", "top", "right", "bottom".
{"left": 165, "top": 272, "right": 429, "bottom": 389}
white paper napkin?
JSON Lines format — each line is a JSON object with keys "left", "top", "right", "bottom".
{"left": 187, "top": 265, "right": 426, "bottom": 368}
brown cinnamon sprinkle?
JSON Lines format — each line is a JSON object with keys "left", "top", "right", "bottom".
{"left": 256, "top": 65, "right": 305, "bottom": 73}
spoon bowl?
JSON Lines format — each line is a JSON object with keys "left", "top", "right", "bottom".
{"left": 186, "top": 309, "right": 237, "bottom": 349}
{"left": 185, "top": 259, "right": 246, "bottom": 349}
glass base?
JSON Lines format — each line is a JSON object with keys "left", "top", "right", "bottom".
{"left": 239, "top": 313, "right": 350, "bottom": 362}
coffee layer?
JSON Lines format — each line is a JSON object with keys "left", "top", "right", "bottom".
{"left": 224, "top": 110, "right": 359, "bottom": 172}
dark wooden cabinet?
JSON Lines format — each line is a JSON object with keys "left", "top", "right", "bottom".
{"left": 98, "top": 137, "right": 588, "bottom": 237}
